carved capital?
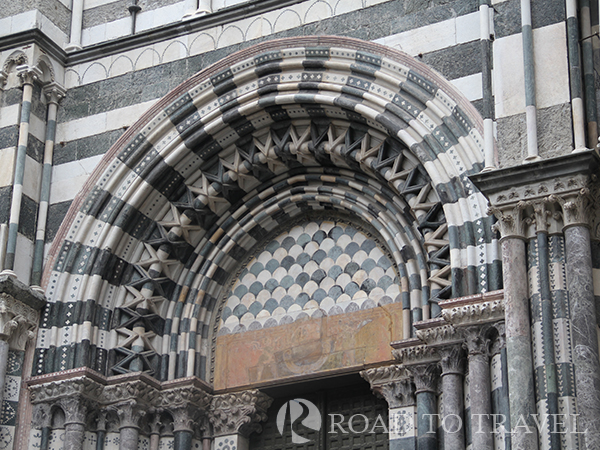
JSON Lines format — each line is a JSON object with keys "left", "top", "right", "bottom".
{"left": 111, "top": 400, "right": 147, "bottom": 430}
{"left": 437, "top": 345, "right": 466, "bottom": 375}
{"left": 490, "top": 322, "right": 506, "bottom": 356}
{"left": 210, "top": 390, "right": 272, "bottom": 438}
{"left": 43, "top": 82, "right": 66, "bottom": 105}
{"left": 16, "top": 65, "right": 42, "bottom": 87}
{"left": 0, "top": 293, "right": 39, "bottom": 350}
{"left": 59, "top": 395, "right": 91, "bottom": 426}
{"left": 488, "top": 202, "right": 527, "bottom": 239}
{"left": 550, "top": 189, "right": 595, "bottom": 230}
{"left": 407, "top": 363, "right": 440, "bottom": 394}
{"left": 361, "top": 365, "right": 415, "bottom": 408}
{"left": 170, "top": 404, "right": 200, "bottom": 433}
{"left": 461, "top": 325, "right": 493, "bottom": 360}
{"left": 157, "top": 384, "right": 211, "bottom": 410}
{"left": 0, "top": 70, "right": 7, "bottom": 88}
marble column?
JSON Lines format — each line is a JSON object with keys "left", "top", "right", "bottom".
{"left": 438, "top": 345, "right": 466, "bottom": 450}
{"left": 148, "top": 412, "right": 162, "bottom": 450}
{"left": 60, "top": 396, "right": 88, "bottom": 450}
{"left": 490, "top": 206, "right": 539, "bottom": 450}
{"left": 463, "top": 326, "right": 493, "bottom": 450}
{"left": 114, "top": 400, "right": 146, "bottom": 450}
{"left": 171, "top": 406, "right": 196, "bottom": 450}
{"left": 410, "top": 363, "right": 439, "bottom": 450}
{"left": 564, "top": 223, "right": 600, "bottom": 449}
{"left": 95, "top": 411, "right": 107, "bottom": 450}
{"left": 490, "top": 323, "right": 510, "bottom": 450}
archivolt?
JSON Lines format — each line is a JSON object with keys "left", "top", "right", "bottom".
{"left": 37, "top": 37, "right": 500, "bottom": 382}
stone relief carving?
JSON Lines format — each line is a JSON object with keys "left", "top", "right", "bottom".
{"left": 361, "top": 365, "right": 416, "bottom": 408}
{"left": 441, "top": 299, "right": 504, "bottom": 327}
{"left": 210, "top": 390, "right": 272, "bottom": 437}
{"left": 0, "top": 293, "right": 39, "bottom": 350}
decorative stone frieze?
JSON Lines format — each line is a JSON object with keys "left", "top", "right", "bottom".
{"left": 209, "top": 390, "right": 272, "bottom": 437}
{"left": 471, "top": 150, "right": 600, "bottom": 238}
{"left": 29, "top": 376, "right": 104, "bottom": 405}
{"left": 361, "top": 365, "right": 415, "bottom": 408}
{"left": 440, "top": 297, "right": 504, "bottom": 327}
{"left": 414, "top": 318, "right": 461, "bottom": 347}
{"left": 391, "top": 338, "right": 439, "bottom": 365}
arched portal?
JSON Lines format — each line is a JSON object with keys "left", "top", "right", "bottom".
{"left": 36, "top": 36, "right": 499, "bottom": 387}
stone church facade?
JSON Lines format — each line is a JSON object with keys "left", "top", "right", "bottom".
{"left": 1, "top": 0, "right": 600, "bottom": 449}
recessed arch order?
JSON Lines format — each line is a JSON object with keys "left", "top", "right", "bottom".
{"left": 37, "top": 36, "right": 500, "bottom": 385}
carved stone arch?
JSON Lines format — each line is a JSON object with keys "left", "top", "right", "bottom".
{"left": 2, "top": 50, "right": 28, "bottom": 74}
{"left": 37, "top": 36, "right": 500, "bottom": 386}
{"left": 34, "top": 54, "right": 55, "bottom": 83}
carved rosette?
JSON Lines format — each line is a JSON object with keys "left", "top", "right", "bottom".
{"left": 210, "top": 390, "right": 273, "bottom": 438}
{"left": 0, "top": 293, "right": 40, "bottom": 350}
{"left": 361, "top": 365, "right": 415, "bottom": 408}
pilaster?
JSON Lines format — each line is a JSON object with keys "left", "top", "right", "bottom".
{"left": 210, "top": 390, "right": 272, "bottom": 450}
{"left": 361, "top": 365, "right": 416, "bottom": 450}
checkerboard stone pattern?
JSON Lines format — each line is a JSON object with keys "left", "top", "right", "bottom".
{"left": 219, "top": 219, "right": 399, "bottom": 334}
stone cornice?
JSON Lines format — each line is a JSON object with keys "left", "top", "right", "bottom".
{"left": 439, "top": 290, "right": 504, "bottom": 327}
{"left": 0, "top": 274, "right": 46, "bottom": 310}
{"left": 470, "top": 151, "right": 600, "bottom": 238}
{"left": 470, "top": 151, "right": 600, "bottom": 207}
{"left": 413, "top": 318, "right": 461, "bottom": 347}
{"left": 390, "top": 339, "right": 439, "bottom": 365}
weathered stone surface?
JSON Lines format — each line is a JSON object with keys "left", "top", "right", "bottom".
{"left": 420, "top": 40, "right": 480, "bottom": 81}
{"left": 565, "top": 226, "right": 600, "bottom": 449}
{"left": 46, "top": 200, "right": 72, "bottom": 242}
{"left": 496, "top": 103, "right": 573, "bottom": 168}
{"left": 54, "top": 129, "right": 123, "bottom": 165}
{"left": 0, "top": 0, "right": 71, "bottom": 33}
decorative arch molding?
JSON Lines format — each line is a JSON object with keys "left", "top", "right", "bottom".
{"left": 36, "top": 36, "right": 500, "bottom": 384}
